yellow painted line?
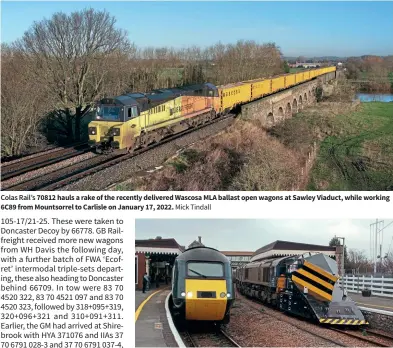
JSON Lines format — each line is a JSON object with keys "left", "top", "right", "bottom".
{"left": 356, "top": 302, "right": 393, "bottom": 310}
{"left": 346, "top": 320, "right": 353, "bottom": 325}
{"left": 352, "top": 320, "right": 359, "bottom": 325}
{"left": 338, "top": 319, "right": 346, "bottom": 324}
{"left": 325, "top": 319, "right": 332, "bottom": 323}
{"left": 332, "top": 319, "right": 339, "bottom": 324}
{"left": 135, "top": 290, "right": 163, "bottom": 323}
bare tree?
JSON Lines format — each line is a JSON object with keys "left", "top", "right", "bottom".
{"left": 346, "top": 249, "right": 373, "bottom": 274}
{"left": 1, "top": 45, "right": 53, "bottom": 156}
{"left": 15, "top": 8, "right": 131, "bottom": 141}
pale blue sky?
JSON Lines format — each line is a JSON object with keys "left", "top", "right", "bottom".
{"left": 2, "top": 1, "right": 393, "bottom": 56}
{"left": 136, "top": 219, "right": 393, "bottom": 258}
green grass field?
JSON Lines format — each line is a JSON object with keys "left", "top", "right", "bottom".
{"left": 289, "top": 67, "right": 306, "bottom": 73}
{"left": 308, "top": 102, "right": 393, "bottom": 190}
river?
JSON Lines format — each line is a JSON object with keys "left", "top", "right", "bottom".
{"left": 356, "top": 93, "right": 393, "bottom": 102}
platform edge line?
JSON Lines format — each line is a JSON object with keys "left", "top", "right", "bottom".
{"left": 165, "top": 291, "right": 186, "bottom": 348}
{"left": 359, "top": 306, "right": 393, "bottom": 316}
{"left": 135, "top": 289, "right": 162, "bottom": 322}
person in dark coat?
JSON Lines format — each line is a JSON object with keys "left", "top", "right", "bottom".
{"left": 142, "top": 273, "right": 149, "bottom": 293}
{"left": 155, "top": 273, "right": 160, "bottom": 288}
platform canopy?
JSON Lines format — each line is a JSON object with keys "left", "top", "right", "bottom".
{"left": 135, "top": 237, "right": 184, "bottom": 256}
{"left": 251, "top": 240, "right": 336, "bottom": 262}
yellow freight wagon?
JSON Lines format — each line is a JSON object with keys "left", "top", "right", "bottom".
{"left": 303, "top": 70, "right": 310, "bottom": 80}
{"left": 219, "top": 82, "right": 252, "bottom": 113}
{"left": 285, "top": 74, "right": 296, "bottom": 88}
{"left": 250, "top": 79, "right": 271, "bottom": 100}
{"left": 271, "top": 76, "right": 285, "bottom": 93}
{"left": 295, "top": 72, "right": 305, "bottom": 84}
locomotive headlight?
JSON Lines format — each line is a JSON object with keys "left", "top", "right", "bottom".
{"left": 112, "top": 128, "right": 120, "bottom": 136}
{"left": 88, "top": 127, "right": 97, "bottom": 135}
{"left": 181, "top": 292, "right": 186, "bottom": 297}
{"left": 227, "top": 293, "right": 231, "bottom": 298}
{"left": 220, "top": 292, "right": 226, "bottom": 298}
{"left": 187, "top": 292, "right": 193, "bottom": 298}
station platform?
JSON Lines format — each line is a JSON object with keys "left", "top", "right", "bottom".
{"left": 135, "top": 287, "right": 183, "bottom": 347}
{"left": 350, "top": 293, "right": 393, "bottom": 312}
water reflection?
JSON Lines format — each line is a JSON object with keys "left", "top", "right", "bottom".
{"left": 356, "top": 93, "right": 393, "bottom": 102}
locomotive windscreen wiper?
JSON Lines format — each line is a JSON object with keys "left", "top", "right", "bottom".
{"left": 188, "top": 269, "right": 207, "bottom": 278}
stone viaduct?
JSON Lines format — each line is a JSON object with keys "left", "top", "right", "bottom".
{"left": 240, "top": 71, "right": 337, "bottom": 127}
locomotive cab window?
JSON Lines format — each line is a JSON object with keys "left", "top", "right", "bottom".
{"left": 127, "top": 106, "right": 138, "bottom": 119}
{"left": 187, "top": 262, "right": 224, "bottom": 278}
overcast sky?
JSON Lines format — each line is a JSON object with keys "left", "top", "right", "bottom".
{"left": 136, "top": 219, "right": 393, "bottom": 259}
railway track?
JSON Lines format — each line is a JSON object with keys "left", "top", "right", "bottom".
{"left": 237, "top": 291, "right": 348, "bottom": 346}
{"left": 330, "top": 328, "right": 393, "bottom": 347}
{"left": 2, "top": 153, "right": 124, "bottom": 191}
{"left": 237, "top": 291, "right": 393, "bottom": 347}
{"left": 183, "top": 328, "right": 240, "bottom": 347}
{"left": 3, "top": 114, "right": 236, "bottom": 191}
{"left": 1, "top": 142, "right": 89, "bottom": 181}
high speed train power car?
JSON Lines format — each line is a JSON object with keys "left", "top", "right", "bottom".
{"left": 88, "top": 67, "right": 336, "bottom": 153}
{"left": 171, "top": 246, "right": 235, "bottom": 325}
{"left": 236, "top": 252, "right": 368, "bottom": 326}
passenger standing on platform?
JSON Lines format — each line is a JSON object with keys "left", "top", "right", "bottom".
{"left": 143, "top": 273, "right": 149, "bottom": 293}
{"left": 156, "top": 273, "right": 160, "bottom": 288}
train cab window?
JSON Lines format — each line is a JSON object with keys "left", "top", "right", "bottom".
{"left": 127, "top": 106, "right": 139, "bottom": 119}
{"left": 187, "top": 262, "right": 224, "bottom": 278}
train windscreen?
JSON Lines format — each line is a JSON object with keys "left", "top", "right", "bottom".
{"left": 96, "top": 106, "right": 122, "bottom": 121}
{"left": 187, "top": 262, "right": 224, "bottom": 278}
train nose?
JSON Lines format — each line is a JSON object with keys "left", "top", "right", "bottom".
{"left": 185, "top": 280, "right": 228, "bottom": 321}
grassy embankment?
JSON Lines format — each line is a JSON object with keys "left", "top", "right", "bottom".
{"left": 308, "top": 102, "right": 393, "bottom": 190}
{"left": 114, "top": 101, "right": 393, "bottom": 191}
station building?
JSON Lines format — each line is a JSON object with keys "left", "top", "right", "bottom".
{"left": 250, "top": 240, "right": 337, "bottom": 262}
{"left": 135, "top": 237, "right": 184, "bottom": 290}
{"left": 221, "top": 251, "right": 254, "bottom": 270}
{"left": 135, "top": 238, "right": 344, "bottom": 290}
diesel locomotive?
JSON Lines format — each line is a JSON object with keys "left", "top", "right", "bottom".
{"left": 236, "top": 252, "right": 368, "bottom": 326}
{"left": 88, "top": 67, "right": 336, "bottom": 153}
{"left": 171, "top": 246, "right": 235, "bottom": 325}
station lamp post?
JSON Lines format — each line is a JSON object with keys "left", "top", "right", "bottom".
{"left": 336, "top": 237, "right": 345, "bottom": 276}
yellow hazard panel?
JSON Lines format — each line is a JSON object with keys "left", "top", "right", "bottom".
{"left": 185, "top": 279, "right": 227, "bottom": 321}
{"left": 304, "top": 261, "right": 338, "bottom": 283}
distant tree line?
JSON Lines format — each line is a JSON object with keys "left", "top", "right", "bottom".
{"left": 329, "top": 236, "right": 393, "bottom": 275}
{"left": 345, "top": 55, "right": 393, "bottom": 92}
{"left": 1, "top": 8, "right": 286, "bottom": 157}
